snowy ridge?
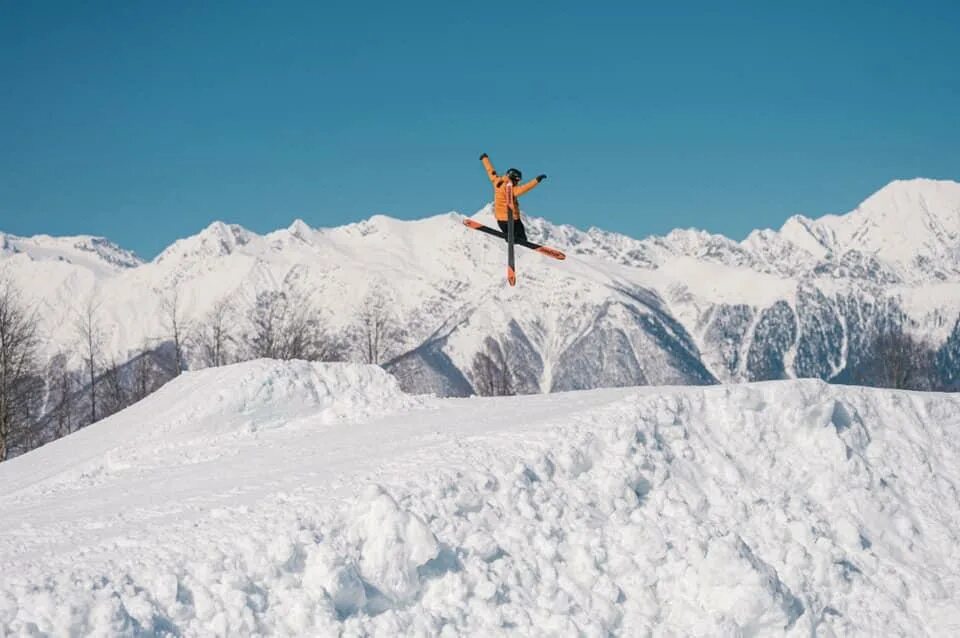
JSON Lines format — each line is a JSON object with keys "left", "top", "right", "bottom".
{"left": 777, "top": 179, "right": 960, "bottom": 279}
{"left": 1, "top": 361, "right": 958, "bottom": 635}
{"left": 154, "top": 221, "right": 254, "bottom": 262}
{"left": 0, "top": 231, "right": 141, "bottom": 274}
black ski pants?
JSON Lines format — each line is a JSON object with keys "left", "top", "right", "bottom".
{"left": 497, "top": 219, "right": 527, "bottom": 244}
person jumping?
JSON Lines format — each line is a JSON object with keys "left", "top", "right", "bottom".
{"left": 479, "top": 153, "right": 546, "bottom": 243}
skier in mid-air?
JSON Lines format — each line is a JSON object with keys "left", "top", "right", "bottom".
{"left": 479, "top": 153, "right": 546, "bottom": 244}
{"left": 464, "top": 153, "right": 563, "bottom": 285}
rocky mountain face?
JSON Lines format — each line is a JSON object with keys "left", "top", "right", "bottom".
{"left": 2, "top": 179, "right": 959, "bottom": 403}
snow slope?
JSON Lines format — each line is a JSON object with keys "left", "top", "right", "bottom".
{"left": 1, "top": 360, "right": 959, "bottom": 636}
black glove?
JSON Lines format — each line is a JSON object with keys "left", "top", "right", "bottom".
{"left": 479, "top": 153, "right": 488, "bottom": 160}
{"left": 536, "top": 174, "right": 547, "bottom": 183}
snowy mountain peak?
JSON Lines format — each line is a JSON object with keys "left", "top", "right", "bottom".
{"left": 287, "top": 218, "right": 314, "bottom": 240}
{"left": 347, "top": 214, "right": 397, "bottom": 237}
{"left": 734, "top": 178, "right": 960, "bottom": 283}
{"left": 857, "top": 177, "right": 960, "bottom": 218}
{"left": 0, "top": 232, "right": 142, "bottom": 272}
{"left": 332, "top": 212, "right": 463, "bottom": 241}
{"left": 775, "top": 214, "right": 833, "bottom": 260}
{"left": 154, "top": 220, "right": 254, "bottom": 263}
{"left": 784, "top": 178, "right": 960, "bottom": 280}
{"left": 836, "top": 178, "right": 960, "bottom": 243}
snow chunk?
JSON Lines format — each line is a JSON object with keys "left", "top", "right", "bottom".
{"left": 348, "top": 485, "right": 441, "bottom": 606}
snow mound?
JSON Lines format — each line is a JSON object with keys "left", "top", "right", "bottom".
{"left": 2, "top": 381, "right": 959, "bottom": 636}
{"left": 125, "top": 358, "right": 423, "bottom": 436}
{"left": 1, "top": 360, "right": 424, "bottom": 496}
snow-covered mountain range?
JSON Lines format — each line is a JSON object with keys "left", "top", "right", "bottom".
{"left": 2, "top": 178, "right": 960, "bottom": 395}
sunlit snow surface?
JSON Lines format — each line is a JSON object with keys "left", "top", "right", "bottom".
{"left": 1, "top": 360, "right": 959, "bottom": 636}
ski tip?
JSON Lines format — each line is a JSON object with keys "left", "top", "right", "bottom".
{"left": 463, "top": 219, "right": 484, "bottom": 229}
{"left": 536, "top": 247, "right": 566, "bottom": 260}
{"left": 507, "top": 267, "right": 516, "bottom": 286}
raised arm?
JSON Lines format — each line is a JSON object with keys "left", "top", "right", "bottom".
{"left": 479, "top": 153, "right": 498, "bottom": 183}
{"left": 515, "top": 174, "right": 547, "bottom": 197}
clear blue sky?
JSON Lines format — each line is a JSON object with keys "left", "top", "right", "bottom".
{"left": 2, "top": 1, "right": 958, "bottom": 258}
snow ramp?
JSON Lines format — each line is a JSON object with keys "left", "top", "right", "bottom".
{"left": 1, "top": 369, "right": 959, "bottom": 637}
{"left": 0, "top": 359, "right": 423, "bottom": 497}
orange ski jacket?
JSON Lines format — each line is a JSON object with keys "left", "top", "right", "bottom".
{"left": 481, "top": 155, "right": 541, "bottom": 221}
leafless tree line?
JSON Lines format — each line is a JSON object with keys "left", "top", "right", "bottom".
{"left": 169, "top": 283, "right": 400, "bottom": 368}
{"left": 0, "top": 275, "right": 403, "bottom": 461}
{"left": 0, "top": 278, "right": 40, "bottom": 461}
{"left": 844, "top": 325, "right": 941, "bottom": 391}
{"left": 471, "top": 338, "right": 515, "bottom": 397}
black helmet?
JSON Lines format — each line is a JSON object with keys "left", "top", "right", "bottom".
{"left": 506, "top": 168, "right": 522, "bottom": 182}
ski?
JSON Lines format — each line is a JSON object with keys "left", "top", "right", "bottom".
{"left": 462, "top": 219, "right": 567, "bottom": 261}
{"left": 507, "top": 212, "right": 516, "bottom": 286}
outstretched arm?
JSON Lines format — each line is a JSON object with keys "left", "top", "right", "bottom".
{"left": 515, "top": 174, "right": 547, "bottom": 197}
{"left": 479, "top": 153, "right": 498, "bottom": 183}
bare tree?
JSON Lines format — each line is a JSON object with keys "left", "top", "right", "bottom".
{"left": 245, "top": 288, "right": 342, "bottom": 361}
{"left": 194, "top": 296, "right": 236, "bottom": 368}
{"left": 100, "top": 356, "right": 129, "bottom": 417}
{"left": 0, "top": 277, "right": 40, "bottom": 461}
{"left": 358, "top": 285, "right": 397, "bottom": 365}
{"left": 850, "top": 326, "right": 937, "bottom": 390}
{"left": 130, "top": 342, "right": 156, "bottom": 403}
{"left": 74, "top": 297, "right": 104, "bottom": 424}
{"left": 160, "top": 287, "right": 190, "bottom": 375}
{"left": 246, "top": 290, "right": 284, "bottom": 359}
{"left": 936, "top": 315, "right": 960, "bottom": 391}
{"left": 470, "top": 338, "right": 514, "bottom": 397}
{"left": 45, "top": 352, "right": 78, "bottom": 439}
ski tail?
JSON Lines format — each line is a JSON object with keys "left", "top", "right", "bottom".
{"left": 531, "top": 245, "right": 566, "bottom": 260}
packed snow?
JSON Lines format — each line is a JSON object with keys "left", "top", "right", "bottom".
{"left": 1, "top": 360, "right": 958, "bottom": 636}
